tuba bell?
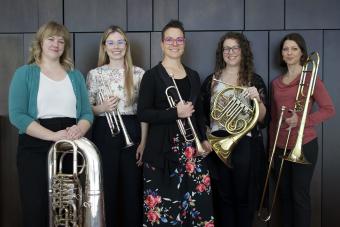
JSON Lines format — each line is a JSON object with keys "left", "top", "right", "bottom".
{"left": 48, "top": 137, "right": 105, "bottom": 227}
{"left": 207, "top": 77, "right": 259, "bottom": 166}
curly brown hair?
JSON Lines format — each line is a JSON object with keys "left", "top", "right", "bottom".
{"left": 214, "top": 32, "right": 254, "bottom": 86}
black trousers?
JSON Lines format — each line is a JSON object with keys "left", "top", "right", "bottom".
{"left": 92, "top": 116, "right": 143, "bottom": 227}
{"left": 16, "top": 117, "right": 76, "bottom": 227}
{"left": 210, "top": 135, "right": 254, "bottom": 227}
{"left": 273, "top": 138, "right": 318, "bottom": 227}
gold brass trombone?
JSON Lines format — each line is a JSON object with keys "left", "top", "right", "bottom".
{"left": 207, "top": 78, "right": 259, "bottom": 166}
{"left": 257, "top": 52, "right": 319, "bottom": 222}
{"left": 98, "top": 75, "right": 134, "bottom": 148}
{"left": 165, "top": 74, "right": 207, "bottom": 157}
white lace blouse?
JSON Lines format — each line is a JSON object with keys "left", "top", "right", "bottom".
{"left": 86, "top": 65, "right": 145, "bottom": 115}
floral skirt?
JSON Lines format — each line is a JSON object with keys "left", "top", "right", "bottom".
{"left": 143, "top": 134, "right": 215, "bottom": 227}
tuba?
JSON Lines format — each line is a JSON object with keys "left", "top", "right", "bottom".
{"left": 257, "top": 52, "right": 319, "bottom": 222}
{"left": 98, "top": 74, "right": 134, "bottom": 148}
{"left": 207, "top": 77, "right": 259, "bottom": 166}
{"left": 165, "top": 74, "right": 207, "bottom": 157}
{"left": 48, "top": 137, "right": 105, "bottom": 227}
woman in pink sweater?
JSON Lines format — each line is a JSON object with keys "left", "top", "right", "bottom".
{"left": 270, "top": 33, "right": 335, "bottom": 227}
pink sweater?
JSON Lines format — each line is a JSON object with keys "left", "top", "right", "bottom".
{"left": 270, "top": 74, "right": 335, "bottom": 149}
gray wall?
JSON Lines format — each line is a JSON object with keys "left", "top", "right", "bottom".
{"left": 0, "top": 0, "right": 339, "bottom": 226}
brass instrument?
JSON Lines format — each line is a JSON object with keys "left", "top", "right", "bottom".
{"left": 98, "top": 75, "right": 134, "bottom": 148}
{"left": 257, "top": 52, "right": 319, "bottom": 222}
{"left": 48, "top": 137, "right": 105, "bottom": 227}
{"left": 207, "top": 78, "right": 259, "bottom": 166}
{"left": 165, "top": 74, "right": 207, "bottom": 157}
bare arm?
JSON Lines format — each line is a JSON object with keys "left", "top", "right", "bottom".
{"left": 26, "top": 121, "right": 68, "bottom": 142}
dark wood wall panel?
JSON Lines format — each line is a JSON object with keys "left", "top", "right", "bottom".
{"left": 244, "top": 31, "right": 269, "bottom": 85}
{"left": 0, "top": 34, "right": 24, "bottom": 116}
{"left": 323, "top": 30, "right": 340, "bottom": 227}
{"left": 23, "top": 34, "right": 35, "bottom": 63}
{"left": 0, "top": 117, "right": 21, "bottom": 227}
{"left": 286, "top": 0, "right": 340, "bottom": 29}
{"left": 1, "top": 0, "right": 340, "bottom": 226}
{"left": 74, "top": 33, "right": 102, "bottom": 76}
{"left": 126, "top": 32, "right": 151, "bottom": 70}
{"left": 38, "top": 0, "right": 63, "bottom": 26}
{"left": 179, "top": 0, "right": 244, "bottom": 30}
{"left": 150, "top": 32, "right": 162, "bottom": 68}
{"left": 0, "top": 0, "right": 38, "bottom": 32}
{"left": 182, "top": 31, "right": 225, "bottom": 80}
{"left": 64, "top": 0, "right": 127, "bottom": 32}
{"left": 127, "top": 0, "right": 152, "bottom": 31}
{"left": 153, "top": 0, "right": 178, "bottom": 31}
{"left": 245, "top": 0, "right": 284, "bottom": 30}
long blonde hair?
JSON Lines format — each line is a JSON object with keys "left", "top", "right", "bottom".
{"left": 98, "top": 26, "right": 134, "bottom": 104}
{"left": 28, "top": 21, "right": 73, "bottom": 71}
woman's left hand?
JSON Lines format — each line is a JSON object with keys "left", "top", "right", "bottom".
{"left": 136, "top": 143, "right": 145, "bottom": 167}
{"left": 285, "top": 110, "right": 299, "bottom": 129}
{"left": 246, "top": 86, "right": 261, "bottom": 103}
{"left": 202, "top": 140, "right": 213, "bottom": 154}
{"left": 66, "top": 125, "right": 83, "bottom": 140}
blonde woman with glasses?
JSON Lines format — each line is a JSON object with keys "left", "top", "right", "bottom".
{"left": 86, "top": 25, "right": 147, "bottom": 227}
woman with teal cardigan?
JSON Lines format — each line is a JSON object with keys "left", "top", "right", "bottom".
{"left": 8, "top": 21, "right": 93, "bottom": 227}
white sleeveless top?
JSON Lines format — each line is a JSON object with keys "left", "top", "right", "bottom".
{"left": 37, "top": 72, "right": 76, "bottom": 119}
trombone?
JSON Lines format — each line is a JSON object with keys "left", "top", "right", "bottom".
{"left": 165, "top": 74, "right": 207, "bottom": 157}
{"left": 98, "top": 75, "right": 134, "bottom": 148}
{"left": 258, "top": 52, "right": 319, "bottom": 222}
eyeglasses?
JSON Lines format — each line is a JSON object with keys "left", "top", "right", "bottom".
{"left": 163, "top": 37, "right": 185, "bottom": 45}
{"left": 105, "top": 39, "right": 126, "bottom": 47}
{"left": 223, "top": 46, "right": 241, "bottom": 54}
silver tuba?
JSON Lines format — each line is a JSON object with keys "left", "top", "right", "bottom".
{"left": 48, "top": 137, "right": 105, "bottom": 227}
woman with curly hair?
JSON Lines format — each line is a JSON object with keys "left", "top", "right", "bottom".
{"left": 201, "top": 32, "right": 269, "bottom": 227}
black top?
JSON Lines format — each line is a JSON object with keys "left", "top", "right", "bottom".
{"left": 201, "top": 73, "right": 269, "bottom": 210}
{"left": 137, "top": 63, "right": 206, "bottom": 169}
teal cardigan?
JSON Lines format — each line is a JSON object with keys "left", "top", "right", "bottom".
{"left": 9, "top": 64, "right": 93, "bottom": 134}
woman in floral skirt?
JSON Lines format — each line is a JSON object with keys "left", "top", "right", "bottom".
{"left": 138, "top": 20, "right": 214, "bottom": 227}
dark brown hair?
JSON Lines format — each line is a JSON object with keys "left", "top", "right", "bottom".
{"left": 161, "top": 20, "right": 185, "bottom": 40}
{"left": 214, "top": 32, "right": 254, "bottom": 86}
{"left": 279, "top": 33, "right": 308, "bottom": 67}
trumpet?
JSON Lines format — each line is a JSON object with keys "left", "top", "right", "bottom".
{"left": 257, "top": 52, "right": 319, "bottom": 222}
{"left": 165, "top": 75, "right": 207, "bottom": 157}
{"left": 98, "top": 75, "right": 134, "bottom": 148}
